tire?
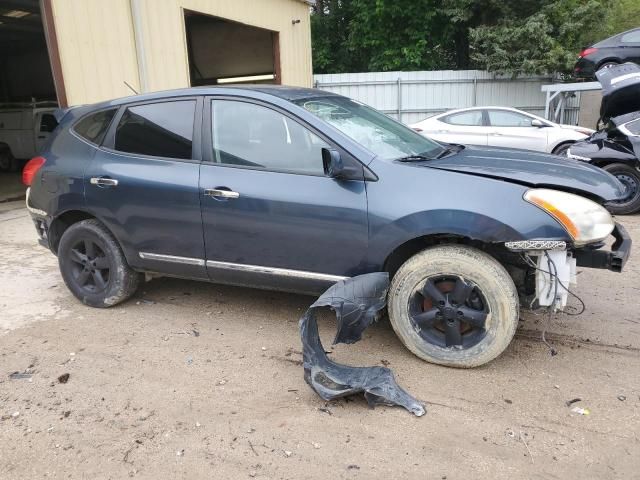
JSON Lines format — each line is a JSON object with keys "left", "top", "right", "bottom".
{"left": 58, "top": 219, "right": 141, "bottom": 307}
{"left": 0, "top": 147, "right": 14, "bottom": 172}
{"left": 552, "top": 142, "right": 572, "bottom": 156}
{"left": 597, "top": 61, "right": 619, "bottom": 71}
{"left": 388, "top": 245, "right": 519, "bottom": 368}
{"left": 603, "top": 163, "right": 640, "bottom": 215}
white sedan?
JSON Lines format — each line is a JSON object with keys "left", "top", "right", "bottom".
{"left": 409, "top": 107, "right": 594, "bottom": 155}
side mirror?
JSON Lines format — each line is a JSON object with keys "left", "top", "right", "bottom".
{"left": 322, "top": 148, "right": 360, "bottom": 180}
{"left": 531, "top": 119, "right": 546, "bottom": 128}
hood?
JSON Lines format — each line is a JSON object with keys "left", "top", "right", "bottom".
{"left": 559, "top": 124, "right": 594, "bottom": 135}
{"left": 423, "top": 145, "right": 627, "bottom": 202}
{"left": 596, "top": 63, "right": 640, "bottom": 121}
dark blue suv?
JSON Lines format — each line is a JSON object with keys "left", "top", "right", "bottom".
{"left": 24, "top": 86, "right": 631, "bottom": 367}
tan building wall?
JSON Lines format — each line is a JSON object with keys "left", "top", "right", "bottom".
{"left": 49, "top": 0, "right": 312, "bottom": 106}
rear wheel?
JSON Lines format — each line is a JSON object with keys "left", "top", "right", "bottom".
{"left": 58, "top": 219, "right": 141, "bottom": 307}
{"left": 388, "top": 245, "right": 519, "bottom": 368}
{"left": 597, "top": 61, "right": 619, "bottom": 71}
{"left": 603, "top": 163, "right": 640, "bottom": 215}
{"left": 0, "top": 147, "right": 17, "bottom": 172}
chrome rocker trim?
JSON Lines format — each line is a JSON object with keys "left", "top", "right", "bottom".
{"left": 206, "top": 260, "right": 348, "bottom": 282}
{"left": 139, "top": 252, "right": 206, "bottom": 266}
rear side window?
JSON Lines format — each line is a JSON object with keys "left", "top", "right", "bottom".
{"left": 443, "top": 110, "right": 483, "bottom": 126}
{"left": 74, "top": 109, "right": 116, "bottom": 145}
{"left": 114, "top": 101, "right": 195, "bottom": 159}
{"left": 620, "top": 29, "right": 640, "bottom": 44}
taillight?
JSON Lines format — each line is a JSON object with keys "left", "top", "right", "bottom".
{"left": 579, "top": 47, "right": 598, "bottom": 58}
{"left": 412, "top": 127, "right": 423, "bottom": 132}
{"left": 22, "top": 156, "right": 46, "bottom": 186}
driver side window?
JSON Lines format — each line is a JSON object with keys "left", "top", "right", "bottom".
{"left": 211, "top": 100, "right": 329, "bottom": 175}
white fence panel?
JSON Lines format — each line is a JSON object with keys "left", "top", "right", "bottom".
{"left": 313, "top": 70, "right": 580, "bottom": 125}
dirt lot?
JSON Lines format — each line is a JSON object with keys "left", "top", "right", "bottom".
{"left": 1, "top": 200, "right": 639, "bottom": 479}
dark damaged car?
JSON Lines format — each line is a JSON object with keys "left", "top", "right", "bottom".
{"left": 23, "top": 86, "right": 631, "bottom": 367}
{"left": 568, "top": 63, "right": 640, "bottom": 214}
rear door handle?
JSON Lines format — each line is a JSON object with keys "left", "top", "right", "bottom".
{"left": 204, "top": 188, "right": 239, "bottom": 199}
{"left": 90, "top": 177, "right": 119, "bottom": 187}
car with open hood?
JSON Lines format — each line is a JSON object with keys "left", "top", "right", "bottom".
{"left": 23, "top": 86, "right": 631, "bottom": 368}
{"left": 568, "top": 62, "right": 640, "bottom": 214}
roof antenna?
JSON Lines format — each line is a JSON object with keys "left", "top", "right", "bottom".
{"left": 124, "top": 81, "right": 139, "bottom": 95}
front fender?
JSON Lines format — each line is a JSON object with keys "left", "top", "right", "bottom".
{"left": 364, "top": 160, "right": 571, "bottom": 270}
{"left": 365, "top": 208, "right": 570, "bottom": 270}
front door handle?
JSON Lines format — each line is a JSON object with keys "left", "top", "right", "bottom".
{"left": 204, "top": 188, "right": 239, "bottom": 199}
{"left": 90, "top": 177, "right": 119, "bottom": 187}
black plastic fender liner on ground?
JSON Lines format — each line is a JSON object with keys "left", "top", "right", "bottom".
{"left": 299, "top": 272, "right": 426, "bottom": 417}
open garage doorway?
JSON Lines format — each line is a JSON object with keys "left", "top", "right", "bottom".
{"left": 0, "top": 0, "right": 57, "bottom": 200}
{"left": 184, "top": 10, "right": 280, "bottom": 86}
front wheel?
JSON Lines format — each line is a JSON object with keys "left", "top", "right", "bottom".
{"left": 388, "top": 245, "right": 519, "bottom": 368}
{"left": 603, "top": 163, "right": 640, "bottom": 215}
{"left": 58, "top": 219, "right": 142, "bottom": 307}
{"left": 552, "top": 143, "right": 572, "bottom": 156}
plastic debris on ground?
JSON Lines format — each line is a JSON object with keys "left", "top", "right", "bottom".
{"left": 299, "top": 272, "right": 426, "bottom": 417}
{"left": 571, "top": 406, "right": 590, "bottom": 416}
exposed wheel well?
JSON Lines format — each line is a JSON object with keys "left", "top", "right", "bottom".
{"left": 385, "top": 235, "right": 487, "bottom": 277}
{"left": 49, "top": 210, "right": 96, "bottom": 254}
{"left": 597, "top": 59, "right": 620, "bottom": 70}
{"left": 383, "top": 234, "right": 532, "bottom": 297}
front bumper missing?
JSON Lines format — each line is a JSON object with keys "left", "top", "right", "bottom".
{"left": 574, "top": 223, "right": 631, "bottom": 273}
{"left": 300, "top": 273, "right": 426, "bottom": 417}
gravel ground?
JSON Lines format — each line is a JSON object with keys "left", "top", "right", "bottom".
{"left": 1, "top": 200, "right": 639, "bottom": 479}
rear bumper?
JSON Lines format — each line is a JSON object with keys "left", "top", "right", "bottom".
{"left": 574, "top": 223, "right": 631, "bottom": 272}
{"left": 25, "top": 187, "right": 51, "bottom": 250}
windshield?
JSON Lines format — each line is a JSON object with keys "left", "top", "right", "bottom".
{"left": 294, "top": 96, "right": 445, "bottom": 160}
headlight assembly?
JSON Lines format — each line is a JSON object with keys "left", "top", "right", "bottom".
{"left": 524, "top": 189, "right": 614, "bottom": 246}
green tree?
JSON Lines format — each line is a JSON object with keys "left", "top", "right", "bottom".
{"left": 311, "top": 0, "right": 640, "bottom": 76}
{"left": 311, "top": 0, "right": 362, "bottom": 73}
{"left": 469, "top": 0, "right": 631, "bottom": 76}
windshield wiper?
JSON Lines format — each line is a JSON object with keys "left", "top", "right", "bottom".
{"left": 395, "top": 154, "right": 433, "bottom": 162}
{"left": 434, "top": 143, "right": 465, "bottom": 159}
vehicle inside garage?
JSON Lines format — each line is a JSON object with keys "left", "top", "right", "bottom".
{"left": 0, "top": 0, "right": 56, "bottom": 200}
{"left": 184, "top": 10, "right": 280, "bottom": 86}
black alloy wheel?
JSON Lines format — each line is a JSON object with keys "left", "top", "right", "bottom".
{"left": 409, "top": 276, "right": 488, "bottom": 349}
{"left": 67, "top": 238, "right": 111, "bottom": 293}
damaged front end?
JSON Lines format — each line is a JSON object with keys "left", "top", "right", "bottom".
{"left": 299, "top": 273, "right": 426, "bottom": 417}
